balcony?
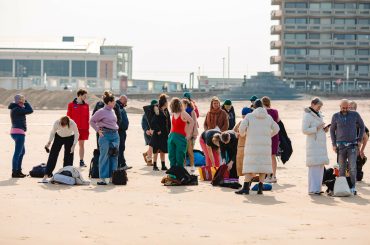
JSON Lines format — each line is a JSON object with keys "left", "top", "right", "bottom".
{"left": 271, "top": 0, "right": 281, "bottom": 5}
{"left": 270, "top": 56, "right": 282, "bottom": 64}
{"left": 270, "top": 40, "right": 282, "bottom": 49}
{"left": 282, "top": 71, "right": 370, "bottom": 79}
{"left": 284, "top": 55, "right": 370, "bottom": 64}
{"left": 271, "top": 25, "right": 282, "bottom": 34}
{"left": 271, "top": 10, "right": 282, "bottom": 20}
{"left": 283, "top": 40, "right": 370, "bottom": 48}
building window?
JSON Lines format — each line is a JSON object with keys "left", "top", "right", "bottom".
{"left": 334, "top": 49, "right": 344, "bottom": 56}
{"left": 310, "top": 18, "right": 320, "bottom": 24}
{"left": 358, "top": 19, "right": 370, "bottom": 25}
{"left": 309, "top": 49, "right": 319, "bottom": 56}
{"left": 359, "top": 3, "right": 370, "bottom": 9}
{"left": 345, "top": 3, "right": 357, "bottom": 9}
{"left": 44, "top": 60, "right": 69, "bottom": 77}
{"left": 309, "top": 33, "right": 320, "bottom": 39}
{"left": 285, "top": 2, "right": 307, "bottom": 8}
{"left": 334, "top": 3, "right": 345, "bottom": 9}
{"left": 321, "top": 34, "right": 332, "bottom": 40}
{"left": 285, "top": 18, "right": 307, "bottom": 24}
{"left": 335, "top": 65, "right": 344, "bottom": 71}
{"left": 309, "top": 65, "right": 320, "bottom": 71}
{"left": 358, "top": 49, "right": 370, "bottom": 55}
{"left": 321, "top": 49, "right": 331, "bottom": 56}
{"left": 334, "top": 34, "right": 355, "bottom": 40}
{"left": 344, "top": 49, "right": 356, "bottom": 56}
{"left": 295, "top": 64, "right": 306, "bottom": 71}
{"left": 358, "top": 65, "right": 369, "bottom": 73}
{"left": 334, "top": 19, "right": 345, "bottom": 24}
{"left": 358, "top": 35, "right": 370, "bottom": 40}
{"left": 284, "top": 64, "right": 294, "bottom": 72}
{"left": 296, "top": 34, "right": 306, "bottom": 40}
{"left": 86, "top": 61, "right": 97, "bottom": 78}
{"left": 321, "top": 3, "right": 332, "bottom": 10}
{"left": 15, "top": 60, "right": 41, "bottom": 76}
{"left": 0, "top": 59, "right": 12, "bottom": 77}
{"left": 72, "top": 60, "right": 85, "bottom": 77}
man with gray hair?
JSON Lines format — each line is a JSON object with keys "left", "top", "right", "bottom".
{"left": 115, "top": 95, "right": 132, "bottom": 170}
{"left": 330, "top": 99, "right": 365, "bottom": 195}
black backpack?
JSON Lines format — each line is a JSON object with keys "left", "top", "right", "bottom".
{"left": 112, "top": 169, "right": 128, "bottom": 185}
{"left": 89, "top": 149, "right": 100, "bottom": 178}
{"left": 29, "top": 163, "right": 47, "bottom": 178}
{"left": 357, "top": 155, "right": 367, "bottom": 181}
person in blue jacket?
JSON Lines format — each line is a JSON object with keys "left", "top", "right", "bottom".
{"left": 8, "top": 94, "right": 33, "bottom": 178}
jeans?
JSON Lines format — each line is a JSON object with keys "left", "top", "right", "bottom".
{"left": 46, "top": 134, "right": 74, "bottom": 176}
{"left": 337, "top": 145, "right": 357, "bottom": 188}
{"left": 11, "top": 134, "right": 25, "bottom": 173}
{"left": 98, "top": 130, "right": 120, "bottom": 178}
{"left": 118, "top": 130, "right": 127, "bottom": 168}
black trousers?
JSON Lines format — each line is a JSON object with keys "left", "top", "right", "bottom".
{"left": 118, "top": 130, "right": 127, "bottom": 168}
{"left": 46, "top": 134, "right": 74, "bottom": 175}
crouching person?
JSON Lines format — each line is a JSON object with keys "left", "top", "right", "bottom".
{"left": 235, "top": 100, "right": 280, "bottom": 195}
{"left": 42, "top": 116, "right": 79, "bottom": 182}
{"left": 90, "top": 92, "right": 120, "bottom": 185}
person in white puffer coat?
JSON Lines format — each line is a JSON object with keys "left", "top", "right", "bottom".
{"left": 235, "top": 99, "right": 280, "bottom": 195}
{"left": 302, "top": 97, "right": 330, "bottom": 195}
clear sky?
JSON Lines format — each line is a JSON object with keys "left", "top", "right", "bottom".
{"left": 0, "top": 0, "right": 277, "bottom": 84}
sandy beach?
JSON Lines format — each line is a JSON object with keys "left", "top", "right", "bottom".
{"left": 1, "top": 99, "right": 370, "bottom": 244}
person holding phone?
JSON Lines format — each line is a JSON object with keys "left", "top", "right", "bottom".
{"left": 302, "top": 97, "right": 329, "bottom": 195}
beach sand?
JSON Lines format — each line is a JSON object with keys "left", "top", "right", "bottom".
{"left": 0, "top": 99, "right": 370, "bottom": 244}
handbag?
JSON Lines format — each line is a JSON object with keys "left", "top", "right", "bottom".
{"left": 198, "top": 166, "right": 217, "bottom": 181}
{"left": 333, "top": 176, "right": 351, "bottom": 197}
{"left": 112, "top": 168, "right": 128, "bottom": 185}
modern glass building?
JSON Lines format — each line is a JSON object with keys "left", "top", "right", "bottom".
{"left": 0, "top": 37, "right": 132, "bottom": 91}
{"left": 271, "top": 0, "right": 370, "bottom": 91}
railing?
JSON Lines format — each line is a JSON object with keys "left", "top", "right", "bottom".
{"left": 271, "top": 10, "right": 282, "bottom": 19}
{"left": 283, "top": 55, "right": 370, "bottom": 63}
{"left": 283, "top": 24, "right": 370, "bottom": 33}
{"left": 283, "top": 40, "right": 370, "bottom": 47}
{"left": 283, "top": 71, "right": 369, "bottom": 78}
{"left": 271, "top": 25, "right": 282, "bottom": 34}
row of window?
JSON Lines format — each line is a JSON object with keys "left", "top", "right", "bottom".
{"left": 0, "top": 60, "right": 97, "bottom": 77}
{"left": 284, "top": 64, "right": 369, "bottom": 73}
{"left": 285, "top": 48, "right": 370, "bottom": 56}
{"left": 285, "top": 33, "right": 370, "bottom": 40}
{"left": 285, "top": 2, "right": 370, "bottom": 10}
{"left": 285, "top": 18, "right": 370, "bottom": 25}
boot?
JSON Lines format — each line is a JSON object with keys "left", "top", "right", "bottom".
{"left": 235, "top": 182, "right": 250, "bottom": 195}
{"left": 161, "top": 161, "right": 168, "bottom": 171}
{"left": 257, "top": 182, "right": 263, "bottom": 195}
{"left": 153, "top": 162, "right": 159, "bottom": 171}
{"left": 12, "top": 171, "right": 26, "bottom": 178}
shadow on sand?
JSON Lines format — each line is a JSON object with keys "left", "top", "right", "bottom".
{"left": 243, "top": 195, "right": 286, "bottom": 205}
{"left": 165, "top": 185, "right": 194, "bottom": 194}
{"left": 0, "top": 178, "right": 20, "bottom": 186}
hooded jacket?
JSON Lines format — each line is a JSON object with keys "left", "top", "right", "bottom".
{"left": 239, "top": 107, "right": 280, "bottom": 174}
{"left": 302, "top": 107, "right": 329, "bottom": 167}
{"left": 8, "top": 102, "right": 34, "bottom": 131}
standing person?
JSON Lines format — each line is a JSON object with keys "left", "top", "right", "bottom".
{"left": 204, "top": 96, "right": 229, "bottom": 132}
{"left": 220, "top": 130, "right": 238, "bottom": 178}
{"left": 235, "top": 100, "right": 280, "bottom": 195}
{"left": 233, "top": 107, "right": 252, "bottom": 177}
{"left": 222, "top": 99, "right": 236, "bottom": 130}
{"left": 8, "top": 95, "right": 33, "bottom": 178}
{"left": 90, "top": 92, "right": 120, "bottom": 185}
{"left": 183, "top": 92, "right": 199, "bottom": 118}
{"left": 67, "top": 89, "right": 90, "bottom": 167}
{"left": 168, "top": 98, "right": 194, "bottom": 167}
{"left": 249, "top": 95, "right": 258, "bottom": 110}
{"left": 302, "top": 98, "right": 330, "bottom": 195}
{"left": 142, "top": 99, "right": 157, "bottom": 166}
{"left": 330, "top": 99, "right": 365, "bottom": 195}
{"left": 182, "top": 98, "right": 198, "bottom": 172}
{"left": 116, "top": 95, "right": 131, "bottom": 170}
{"left": 42, "top": 116, "right": 79, "bottom": 182}
{"left": 150, "top": 94, "right": 171, "bottom": 171}
{"left": 93, "top": 91, "right": 121, "bottom": 149}
{"left": 261, "top": 96, "right": 280, "bottom": 183}
{"left": 199, "top": 129, "right": 222, "bottom": 167}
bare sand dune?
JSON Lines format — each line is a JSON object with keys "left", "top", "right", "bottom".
{"left": 0, "top": 99, "right": 370, "bottom": 244}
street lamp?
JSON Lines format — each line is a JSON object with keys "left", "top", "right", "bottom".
{"left": 222, "top": 57, "right": 225, "bottom": 90}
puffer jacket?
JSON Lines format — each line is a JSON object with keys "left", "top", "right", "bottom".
{"left": 239, "top": 107, "right": 280, "bottom": 174}
{"left": 8, "top": 102, "right": 34, "bottom": 131}
{"left": 302, "top": 107, "right": 329, "bottom": 167}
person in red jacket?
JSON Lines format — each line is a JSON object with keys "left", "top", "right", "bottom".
{"left": 67, "top": 89, "right": 90, "bottom": 167}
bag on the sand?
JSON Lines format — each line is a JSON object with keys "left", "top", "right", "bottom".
{"left": 219, "top": 178, "right": 242, "bottom": 189}
{"left": 165, "top": 166, "right": 198, "bottom": 185}
{"left": 29, "top": 163, "right": 47, "bottom": 178}
{"left": 112, "top": 168, "right": 128, "bottom": 185}
{"left": 333, "top": 176, "right": 351, "bottom": 197}
{"left": 186, "top": 149, "right": 206, "bottom": 167}
{"left": 198, "top": 166, "right": 217, "bottom": 181}
{"left": 251, "top": 183, "right": 272, "bottom": 191}
{"left": 89, "top": 149, "right": 100, "bottom": 178}
{"left": 52, "top": 173, "right": 76, "bottom": 185}
{"left": 211, "top": 164, "right": 229, "bottom": 186}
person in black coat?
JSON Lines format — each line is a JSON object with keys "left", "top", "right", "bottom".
{"left": 149, "top": 94, "right": 171, "bottom": 171}
{"left": 219, "top": 130, "right": 238, "bottom": 178}
{"left": 115, "top": 95, "right": 131, "bottom": 170}
{"left": 8, "top": 94, "right": 33, "bottom": 178}
{"left": 222, "top": 100, "right": 235, "bottom": 130}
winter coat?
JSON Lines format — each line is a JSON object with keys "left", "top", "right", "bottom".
{"left": 115, "top": 100, "right": 129, "bottom": 132}
{"left": 8, "top": 102, "right": 34, "bottom": 131}
{"left": 239, "top": 107, "right": 280, "bottom": 174}
{"left": 222, "top": 105, "right": 236, "bottom": 130}
{"left": 233, "top": 121, "right": 246, "bottom": 176}
{"left": 302, "top": 107, "right": 329, "bottom": 167}
{"left": 67, "top": 98, "right": 90, "bottom": 130}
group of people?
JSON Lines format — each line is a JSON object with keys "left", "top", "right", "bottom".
{"left": 8, "top": 89, "right": 368, "bottom": 195}
{"left": 9, "top": 89, "right": 131, "bottom": 185}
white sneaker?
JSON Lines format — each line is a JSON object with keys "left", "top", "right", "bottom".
{"left": 264, "top": 176, "right": 272, "bottom": 183}
{"left": 190, "top": 166, "right": 195, "bottom": 173}
{"left": 270, "top": 177, "right": 277, "bottom": 183}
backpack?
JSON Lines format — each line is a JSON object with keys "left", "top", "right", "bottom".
{"left": 112, "top": 169, "right": 128, "bottom": 185}
{"left": 185, "top": 149, "right": 206, "bottom": 167}
{"left": 29, "top": 163, "right": 47, "bottom": 178}
{"left": 89, "top": 149, "right": 100, "bottom": 178}
{"left": 211, "top": 165, "right": 230, "bottom": 186}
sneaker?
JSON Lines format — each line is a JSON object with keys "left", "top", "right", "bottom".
{"left": 270, "top": 177, "right": 277, "bottom": 183}
{"left": 12, "top": 172, "right": 26, "bottom": 178}
{"left": 97, "top": 179, "right": 107, "bottom": 185}
{"left": 80, "top": 160, "right": 87, "bottom": 167}
{"left": 264, "top": 176, "right": 272, "bottom": 183}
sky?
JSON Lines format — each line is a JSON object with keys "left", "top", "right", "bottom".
{"left": 0, "top": 0, "right": 278, "bottom": 84}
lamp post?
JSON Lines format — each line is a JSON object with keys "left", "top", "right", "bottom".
{"left": 222, "top": 57, "right": 225, "bottom": 90}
